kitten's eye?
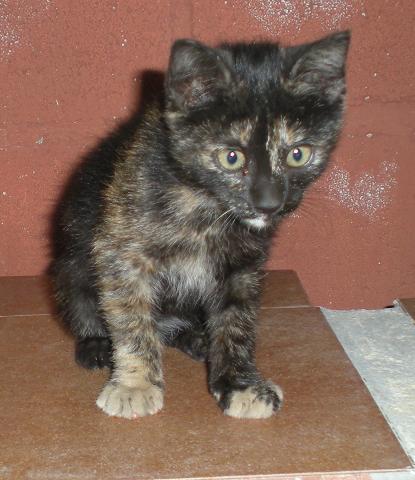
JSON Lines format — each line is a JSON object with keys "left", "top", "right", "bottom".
{"left": 286, "top": 145, "right": 312, "bottom": 167}
{"left": 217, "top": 149, "right": 246, "bottom": 171}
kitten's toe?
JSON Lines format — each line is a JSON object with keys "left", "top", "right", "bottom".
{"left": 216, "top": 381, "right": 283, "bottom": 419}
{"left": 96, "top": 381, "right": 164, "bottom": 418}
{"left": 76, "top": 337, "right": 111, "bottom": 369}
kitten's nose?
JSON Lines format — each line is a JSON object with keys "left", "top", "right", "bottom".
{"left": 251, "top": 180, "right": 286, "bottom": 214}
{"left": 255, "top": 203, "right": 281, "bottom": 214}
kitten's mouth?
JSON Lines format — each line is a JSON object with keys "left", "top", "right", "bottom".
{"left": 242, "top": 214, "right": 271, "bottom": 230}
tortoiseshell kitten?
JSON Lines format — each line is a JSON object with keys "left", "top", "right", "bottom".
{"left": 52, "top": 32, "right": 349, "bottom": 419}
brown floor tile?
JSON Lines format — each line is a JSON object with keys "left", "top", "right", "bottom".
{"left": 260, "top": 270, "right": 310, "bottom": 308}
{"left": 398, "top": 298, "right": 415, "bottom": 321}
{"left": 0, "top": 309, "right": 409, "bottom": 479}
{"left": 0, "top": 275, "right": 53, "bottom": 316}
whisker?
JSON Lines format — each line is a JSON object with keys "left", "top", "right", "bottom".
{"left": 209, "top": 208, "right": 233, "bottom": 230}
{"left": 219, "top": 208, "right": 236, "bottom": 235}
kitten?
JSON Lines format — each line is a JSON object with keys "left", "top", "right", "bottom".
{"left": 51, "top": 32, "right": 349, "bottom": 419}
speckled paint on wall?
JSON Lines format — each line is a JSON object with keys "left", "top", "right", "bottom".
{"left": 1, "top": 0, "right": 415, "bottom": 308}
{"left": 244, "top": 0, "right": 365, "bottom": 34}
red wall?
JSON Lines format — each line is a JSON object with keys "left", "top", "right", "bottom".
{"left": 1, "top": 0, "right": 414, "bottom": 308}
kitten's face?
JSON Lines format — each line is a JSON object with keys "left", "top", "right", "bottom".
{"left": 165, "top": 34, "right": 350, "bottom": 229}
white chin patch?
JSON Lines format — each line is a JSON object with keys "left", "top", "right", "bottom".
{"left": 243, "top": 215, "right": 269, "bottom": 230}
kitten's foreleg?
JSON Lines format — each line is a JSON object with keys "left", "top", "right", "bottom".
{"left": 95, "top": 277, "right": 164, "bottom": 419}
{"left": 208, "top": 271, "right": 283, "bottom": 419}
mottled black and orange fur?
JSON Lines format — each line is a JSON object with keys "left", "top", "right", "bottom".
{"left": 51, "top": 32, "right": 349, "bottom": 418}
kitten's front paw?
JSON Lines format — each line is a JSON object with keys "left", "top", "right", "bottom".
{"left": 96, "top": 382, "right": 163, "bottom": 419}
{"left": 215, "top": 381, "right": 283, "bottom": 419}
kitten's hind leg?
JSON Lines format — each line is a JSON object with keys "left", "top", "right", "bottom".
{"left": 169, "top": 327, "right": 209, "bottom": 362}
{"left": 160, "top": 315, "right": 209, "bottom": 361}
{"left": 76, "top": 337, "right": 112, "bottom": 369}
{"left": 62, "top": 291, "right": 111, "bottom": 369}
{"left": 52, "top": 260, "right": 111, "bottom": 369}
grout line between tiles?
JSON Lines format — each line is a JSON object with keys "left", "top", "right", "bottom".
{"left": 163, "top": 467, "right": 415, "bottom": 480}
{"left": 260, "top": 304, "right": 313, "bottom": 310}
{"left": 1, "top": 305, "right": 315, "bottom": 318}
{"left": 0, "top": 313, "right": 51, "bottom": 319}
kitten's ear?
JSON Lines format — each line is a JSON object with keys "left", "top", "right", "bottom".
{"left": 285, "top": 31, "right": 350, "bottom": 102}
{"left": 166, "top": 39, "right": 233, "bottom": 112}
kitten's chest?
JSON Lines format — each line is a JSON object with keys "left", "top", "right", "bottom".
{"left": 157, "top": 249, "right": 218, "bottom": 307}
{"left": 155, "top": 223, "right": 266, "bottom": 307}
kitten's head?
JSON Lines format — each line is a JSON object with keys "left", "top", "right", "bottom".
{"left": 164, "top": 32, "right": 350, "bottom": 230}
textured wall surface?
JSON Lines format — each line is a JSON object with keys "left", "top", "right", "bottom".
{"left": 1, "top": 0, "right": 414, "bottom": 308}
